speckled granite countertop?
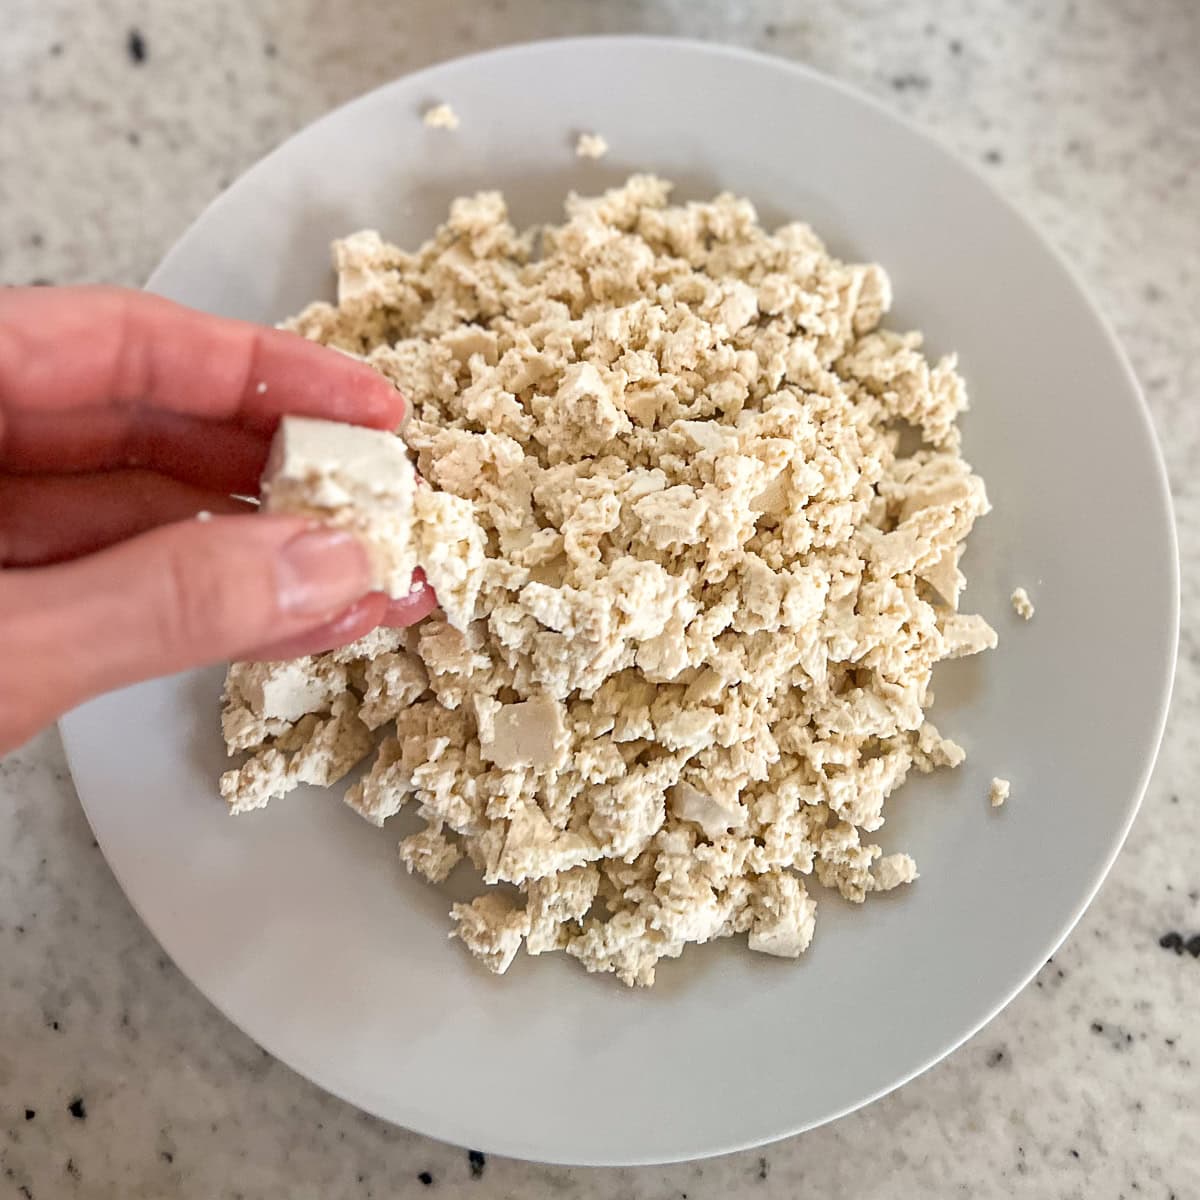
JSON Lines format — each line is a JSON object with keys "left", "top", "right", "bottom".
{"left": 2, "top": 1, "right": 1198, "bottom": 1196}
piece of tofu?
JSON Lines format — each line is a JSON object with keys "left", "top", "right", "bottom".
{"left": 261, "top": 416, "right": 484, "bottom": 629}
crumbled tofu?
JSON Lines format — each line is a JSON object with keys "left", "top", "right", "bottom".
{"left": 358, "top": 652, "right": 428, "bottom": 730}
{"left": 575, "top": 132, "right": 609, "bottom": 159}
{"left": 260, "top": 416, "right": 485, "bottom": 629}
{"left": 479, "top": 697, "right": 566, "bottom": 769}
{"left": 218, "top": 747, "right": 293, "bottom": 814}
{"left": 1011, "top": 586, "right": 1035, "bottom": 620}
{"left": 525, "top": 865, "right": 600, "bottom": 954}
{"left": 990, "top": 777, "right": 1011, "bottom": 808}
{"left": 221, "top": 177, "right": 1000, "bottom": 987}
{"left": 422, "top": 103, "right": 459, "bottom": 130}
{"left": 939, "top": 612, "right": 1000, "bottom": 659}
{"left": 748, "top": 873, "right": 817, "bottom": 957}
{"left": 225, "top": 657, "right": 348, "bottom": 724}
{"left": 450, "top": 894, "right": 529, "bottom": 974}
{"left": 872, "top": 852, "right": 919, "bottom": 891}
{"left": 399, "top": 825, "right": 461, "bottom": 883}
{"left": 219, "top": 694, "right": 371, "bottom": 814}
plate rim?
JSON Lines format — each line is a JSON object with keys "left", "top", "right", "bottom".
{"left": 61, "top": 34, "right": 1180, "bottom": 1166}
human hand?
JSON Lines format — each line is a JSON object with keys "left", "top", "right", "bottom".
{"left": 0, "top": 285, "right": 437, "bottom": 753}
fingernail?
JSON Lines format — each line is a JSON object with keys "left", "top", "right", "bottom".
{"left": 275, "top": 528, "right": 371, "bottom": 619}
{"left": 381, "top": 583, "right": 438, "bottom": 629}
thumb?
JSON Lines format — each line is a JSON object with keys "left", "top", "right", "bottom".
{"left": 1, "top": 514, "right": 374, "bottom": 744}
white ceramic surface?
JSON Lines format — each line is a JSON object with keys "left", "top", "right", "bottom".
{"left": 58, "top": 38, "right": 1177, "bottom": 1166}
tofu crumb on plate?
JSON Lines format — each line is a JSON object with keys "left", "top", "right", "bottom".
{"left": 1011, "top": 586, "right": 1035, "bottom": 619}
{"left": 220, "top": 175, "right": 1003, "bottom": 988}
{"left": 422, "top": 103, "right": 460, "bottom": 130}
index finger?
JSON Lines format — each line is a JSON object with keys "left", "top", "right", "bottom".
{"left": 0, "top": 285, "right": 404, "bottom": 458}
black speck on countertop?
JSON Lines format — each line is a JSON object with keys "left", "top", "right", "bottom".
{"left": 758, "top": 1156, "right": 769, "bottom": 1180}
{"left": 24, "top": 1109, "right": 35, "bottom": 1121}
{"left": 1186, "top": 934, "right": 1200, "bottom": 957}
{"left": 418, "top": 1171, "right": 433, "bottom": 1186}
{"left": 1091, "top": 1021, "right": 1104, "bottom": 1033}
{"left": 467, "top": 1149, "right": 486, "bottom": 1178}
{"left": 127, "top": 28, "right": 146, "bottom": 64}
{"left": 1159, "top": 931, "right": 1184, "bottom": 953}
{"left": 67, "top": 1097, "right": 86, "bottom": 1120}
{"left": 987, "top": 1047, "right": 1007, "bottom": 1067}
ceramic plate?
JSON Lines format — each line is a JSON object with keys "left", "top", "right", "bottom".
{"left": 59, "top": 38, "right": 1177, "bottom": 1165}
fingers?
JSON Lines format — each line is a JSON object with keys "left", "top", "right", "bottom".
{"left": 232, "top": 578, "right": 438, "bottom": 663}
{"left": 0, "top": 515, "right": 374, "bottom": 747}
{"left": 381, "top": 580, "right": 440, "bottom": 628}
{"left": 0, "top": 408, "right": 272, "bottom": 491}
{"left": 0, "top": 286, "right": 406, "bottom": 480}
{"left": 0, "top": 471, "right": 252, "bottom": 566}
{"left": 242, "top": 594, "right": 392, "bottom": 662}
{"left": 0, "top": 512, "right": 444, "bottom": 751}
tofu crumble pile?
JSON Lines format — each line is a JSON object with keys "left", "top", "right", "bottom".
{"left": 219, "top": 176, "right": 998, "bottom": 987}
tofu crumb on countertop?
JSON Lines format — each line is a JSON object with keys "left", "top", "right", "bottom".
{"left": 990, "top": 777, "right": 1011, "bottom": 807}
{"left": 575, "top": 132, "right": 609, "bottom": 159}
{"left": 220, "top": 176, "right": 998, "bottom": 988}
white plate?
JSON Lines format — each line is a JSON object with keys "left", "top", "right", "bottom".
{"left": 59, "top": 38, "right": 1177, "bottom": 1165}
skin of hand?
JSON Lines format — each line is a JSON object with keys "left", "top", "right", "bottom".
{"left": 0, "top": 285, "right": 438, "bottom": 754}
